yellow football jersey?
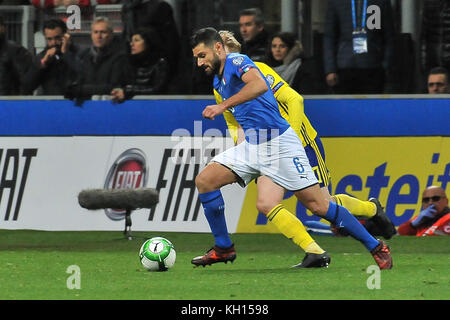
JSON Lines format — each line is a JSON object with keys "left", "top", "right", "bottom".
{"left": 214, "top": 62, "right": 318, "bottom": 147}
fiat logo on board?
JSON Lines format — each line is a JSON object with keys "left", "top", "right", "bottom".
{"left": 103, "top": 149, "right": 148, "bottom": 221}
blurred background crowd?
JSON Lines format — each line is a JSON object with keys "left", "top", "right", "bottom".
{"left": 0, "top": 0, "right": 449, "bottom": 99}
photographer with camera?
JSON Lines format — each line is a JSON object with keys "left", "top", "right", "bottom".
{"left": 25, "top": 19, "right": 80, "bottom": 95}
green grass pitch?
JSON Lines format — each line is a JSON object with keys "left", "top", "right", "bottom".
{"left": 0, "top": 230, "right": 449, "bottom": 300}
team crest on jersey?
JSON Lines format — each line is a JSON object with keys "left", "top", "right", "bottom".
{"left": 265, "top": 74, "right": 275, "bottom": 86}
{"left": 232, "top": 56, "right": 244, "bottom": 66}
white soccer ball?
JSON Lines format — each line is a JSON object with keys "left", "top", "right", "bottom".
{"left": 139, "top": 237, "right": 176, "bottom": 271}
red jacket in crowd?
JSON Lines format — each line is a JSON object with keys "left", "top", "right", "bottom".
{"left": 398, "top": 207, "right": 450, "bottom": 236}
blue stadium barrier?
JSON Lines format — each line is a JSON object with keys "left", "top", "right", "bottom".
{"left": 0, "top": 96, "right": 449, "bottom": 137}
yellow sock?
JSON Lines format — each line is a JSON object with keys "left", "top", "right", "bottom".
{"left": 304, "top": 241, "right": 325, "bottom": 255}
{"left": 334, "top": 194, "right": 376, "bottom": 218}
{"left": 267, "top": 204, "right": 325, "bottom": 254}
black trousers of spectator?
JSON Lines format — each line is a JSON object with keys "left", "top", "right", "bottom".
{"left": 334, "top": 67, "right": 385, "bottom": 94}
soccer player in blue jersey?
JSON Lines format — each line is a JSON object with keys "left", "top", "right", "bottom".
{"left": 190, "top": 27, "right": 393, "bottom": 269}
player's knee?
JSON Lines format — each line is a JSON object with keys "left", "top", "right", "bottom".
{"left": 256, "top": 200, "right": 278, "bottom": 216}
{"left": 307, "top": 200, "right": 329, "bottom": 217}
{"left": 195, "top": 173, "right": 214, "bottom": 193}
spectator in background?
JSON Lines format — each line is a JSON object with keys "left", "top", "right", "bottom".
{"left": 266, "top": 32, "right": 327, "bottom": 94}
{"left": 0, "top": 1, "right": 29, "bottom": 4}
{"left": 111, "top": 27, "right": 169, "bottom": 102}
{"left": 398, "top": 186, "right": 450, "bottom": 236}
{"left": 121, "top": 0, "right": 180, "bottom": 77}
{"left": 24, "top": 19, "right": 79, "bottom": 95}
{"left": 427, "top": 66, "right": 450, "bottom": 94}
{"left": 239, "top": 8, "right": 269, "bottom": 62}
{"left": 30, "top": 0, "right": 119, "bottom": 9}
{"left": 0, "top": 15, "right": 33, "bottom": 95}
{"left": 421, "top": 0, "right": 450, "bottom": 80}
{"left": 65, "top": 16, "right": 130, "bottom": 100}
{"left": 323, "top": 0, "right": 395, "bottom": 94}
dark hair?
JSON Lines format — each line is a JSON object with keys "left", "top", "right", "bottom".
{"left": 271, "top": 32, "right": 297, "bottom": 50}
{"left": 429, "top": 66, "right": 449, "bottom": 78}
{"left": 266, "top": 32, "right": 300, "bottom": 67}
{"left": 131, "top": 27, "right": 164, "bottom": 63}
{"left": 43, "top": 19, "right": 67, "bottom": 33}
{"left": 239, "top": 8, "right": 264, "bottom": 26}
{"left": 190, "top": 27, "right": 223, "bottom": 49}
{"left": 0, "top": 16, "right": 4, "bottom": 27}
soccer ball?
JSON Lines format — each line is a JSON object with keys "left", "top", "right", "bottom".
{"left": 139, "top": 237, "right": 176, "bottom": 271}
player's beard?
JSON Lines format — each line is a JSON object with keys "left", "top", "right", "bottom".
{"left": 211, "top": 55, "right": 221, "bottom": 75}
{"left": 203, "top": 54, "right": 221, "bottom": 76}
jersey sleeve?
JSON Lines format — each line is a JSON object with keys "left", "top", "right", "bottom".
{"left": 277, "top": 86, "right": 304, "bottom": 138}
{"left": 214, "top": 88, "right": 239, "bottom": 145}
{"left": 256, "top": 63, "right": 304, "bottom": 137}
{"left": 223, "top": 111, "right": 240, "bottom": 145}
{"left": 255, "top": 62, "right": 286, "bottom": 98}
{"left": 213, "top": 88, "right": 222, "bottom": 104}
{"left": 228, "top": 54, "right": 257, "bottom": 79}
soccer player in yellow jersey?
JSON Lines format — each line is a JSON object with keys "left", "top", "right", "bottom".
{"left": 217, "top": 30, "right": 396, "bottom": 240}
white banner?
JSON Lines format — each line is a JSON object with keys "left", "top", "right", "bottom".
{"left": 0, "top": 136, "right": 245, "bottom": 232}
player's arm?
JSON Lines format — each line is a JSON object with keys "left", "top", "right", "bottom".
{"left": 223, "top": 68, "right": 269, "bottom": 108}
{"left": 202, "top": 68, "right": 268, "bottom": 120}
{"left": 277, "top": 85, "right": 305, "bottom": 138}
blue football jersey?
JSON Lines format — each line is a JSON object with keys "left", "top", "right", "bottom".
{"left": 213, "top": 53, "right": 290, "bottom": 143}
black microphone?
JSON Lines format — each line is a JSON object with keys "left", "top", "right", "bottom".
{"left": 78, "top": 188, "right": 159, "bottom": 210}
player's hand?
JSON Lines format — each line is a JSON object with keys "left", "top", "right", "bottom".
{"left": 326, "top": 73, "right": 338, "bottom": 87}
{"left": 411, "top": 205, "right": 437, "bottom": 227}
{"left": 202, "top": 104, "right": 227, "bottom": 120}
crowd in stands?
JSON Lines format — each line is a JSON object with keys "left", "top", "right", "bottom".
{"left": 0, "top": 0, "right": 449, "bottom": 99}
{"left": 0, "top": 0, "right": 179, "bottom": 99}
